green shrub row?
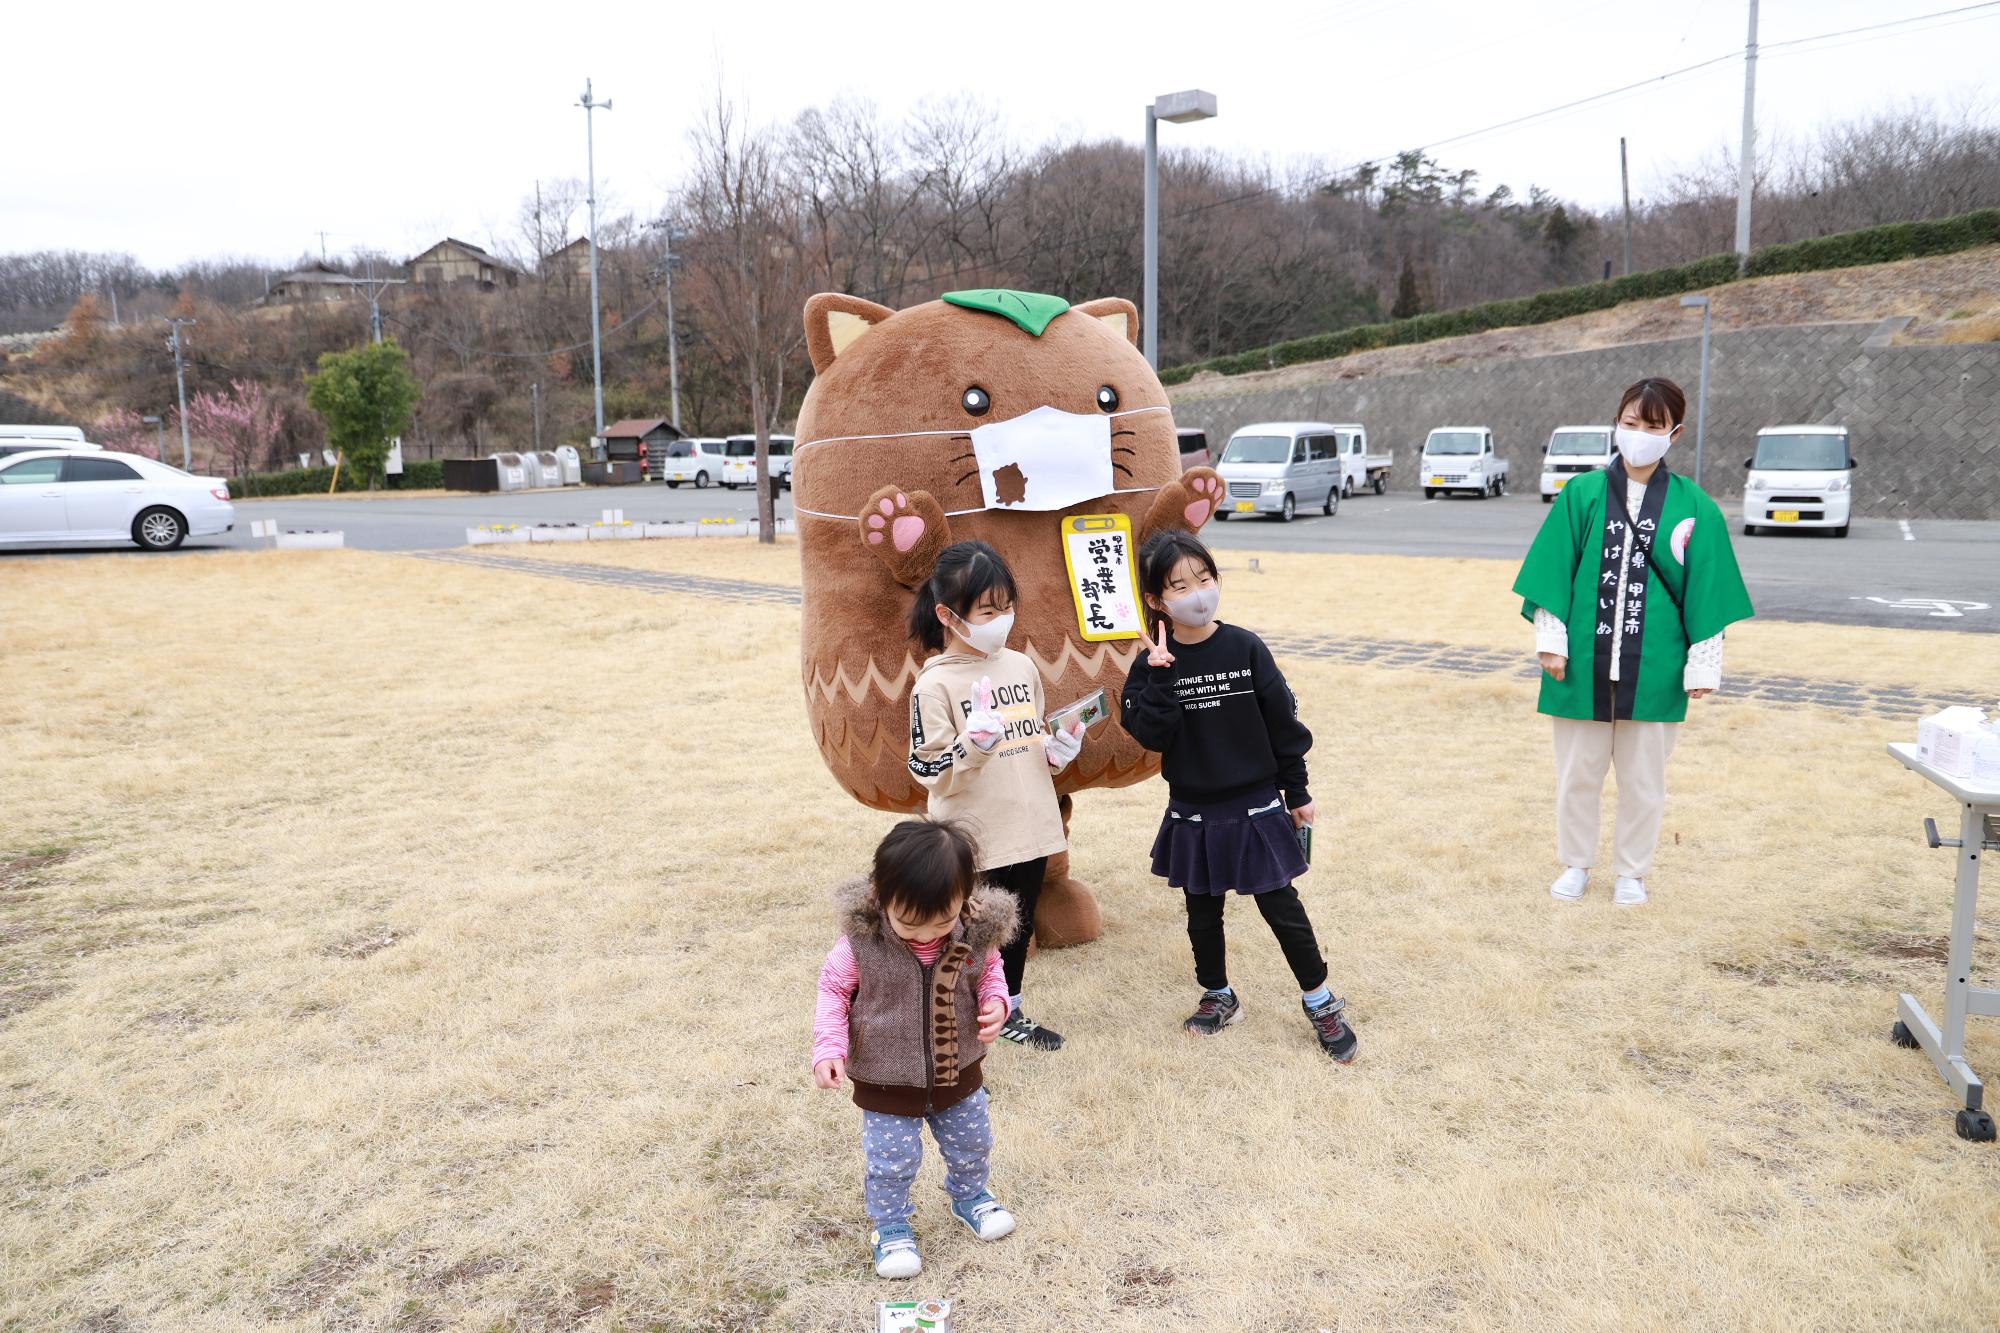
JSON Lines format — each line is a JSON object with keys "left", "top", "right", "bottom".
{"left": 1159, "top": 207, "right": 2000, "bottom": 386}
{"left": 227, "top": 458, "right": 444, "bottom": 498}
{"left": 1743, "top": 208, "right": 2000, "bottom": 278}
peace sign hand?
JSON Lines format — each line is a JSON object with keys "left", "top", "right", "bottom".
{"left": 1145, "top": 620, "right": 1175, "bottom": 670}
{"left": 964, "top": 675, "right": 1004, "bottom": 751}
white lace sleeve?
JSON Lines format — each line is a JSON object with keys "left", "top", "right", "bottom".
{"left": 1533, "top": 605, "right": 1569, "bottom": 658}
{"left": 1684, "top": 632, "right": 1725, "bottom": 692}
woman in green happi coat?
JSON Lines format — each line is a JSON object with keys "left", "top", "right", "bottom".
{"left": 1512, "top": 377, "right": 1754, "bottom": 908}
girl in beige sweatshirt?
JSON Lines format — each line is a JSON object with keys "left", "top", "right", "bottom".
{"left": 906, "top": 540, "right": 1083, "bottom": 1052}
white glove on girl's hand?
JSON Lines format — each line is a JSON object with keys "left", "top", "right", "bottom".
{"left": 964, "top": 676, "right": 1004, "bottom": 752}
{"left": 1045, "top": 721, "right": 1084, "bottom": 770}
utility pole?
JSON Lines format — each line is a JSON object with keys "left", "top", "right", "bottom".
{"left": 531, "top": 382, "right": 542, "bottom": 452}
{"left": 1734, "top": 0, "right": 1759, "bottom": 272}
{"left": 108, "top": 286, "right": 120, "bottom": 327}
{"left": 165, "top": 317, "right": 196, "bottom": 470}
{"left": 1619, "top": 137, "right": 1633, "bottom": 277}
{"left": 577, "top": 78, "right": 613, "bottom": 439}
{"left": 647, "top": 219, "right": 685, "bottom": 430}
{"left": 317, "top": 230, "right": 330, "bottom": 263}
{"left": 355, "top": 254, "right": 401, "bottom": 344}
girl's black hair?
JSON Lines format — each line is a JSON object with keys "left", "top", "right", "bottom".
{"left": 1138, "top": 528, "right": 1219, "bottom": 605}
{"left": 907, "top": 540, "right": 1018, "bottom": 652}
{"left": 872, "top": 817, "right": 979, "bottom": 922}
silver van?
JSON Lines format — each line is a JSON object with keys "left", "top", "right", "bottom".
{"left": 1215, "top": 421, "right": 1345, "bottom": 522}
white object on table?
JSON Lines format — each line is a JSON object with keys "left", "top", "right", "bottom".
{"left": 1887, "top": 742, "right": 2000, "bottom": 1140}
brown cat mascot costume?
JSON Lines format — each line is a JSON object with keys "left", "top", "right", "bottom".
{"left": 793, "top": 288, "right": 1222, "bottom": 947}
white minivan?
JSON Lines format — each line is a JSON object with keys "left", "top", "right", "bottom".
{"left": 1215, "top": 422, "right": 1344, "bottom": 522}
{"left": 1539, "top": 426, "right": 1613, "bottom": 502}
{"left": 660, "top": 438, "right": 729, "bottom": 488}
{"left": 1742, "top": 424, "right": 1854, "bottom": 537}
{"left": 1421, "top": 427, "right": 1508, "bottom": 498}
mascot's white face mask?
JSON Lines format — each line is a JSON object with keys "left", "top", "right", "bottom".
{"left": 969, "top": 405, "right": 1112, "bottom": 512}
{"left": 794, "top": 403, "right": 1169, "bottom": 519}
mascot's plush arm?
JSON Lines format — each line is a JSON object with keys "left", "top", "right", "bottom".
{"left": 804, "top": 292, "right": 955, "bottom": 587}
{"left": 1063, "top": 299, "right": 1225, "bottom": 544}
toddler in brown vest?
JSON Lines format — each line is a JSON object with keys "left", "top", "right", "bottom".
{"left": 812, "top": 818, "right": 1020, "bottom": 1279}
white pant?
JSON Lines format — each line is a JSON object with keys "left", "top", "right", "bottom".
{"left": 1551, "top": 718, "right": 1680, "bottom": 879}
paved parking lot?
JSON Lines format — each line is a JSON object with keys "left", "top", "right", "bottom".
{"left": 1203, "top": 490, "right": 1998, "bottom": 633}
{"left": 7, "top": 481, "right": 1993, "bottom": 633}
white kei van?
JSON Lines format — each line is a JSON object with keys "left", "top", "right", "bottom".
{"left": 722, "top": 435, "right": 795, "bottom": 489}
{"left": 1538, "top": 426, "right": 1613, "bottom": 502}
{"left": 1742, "top": 424, "right": 1854, "bottom": 537}
{"left": 660, "top": 438, "right": 729, "bottom": 489}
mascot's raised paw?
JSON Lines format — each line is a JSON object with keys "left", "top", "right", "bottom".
{"left": 859, "top": 485, "right": 951, "bottom": 587}
{"left": 1145, "top": 465, "right": 1224, "bottom": 537}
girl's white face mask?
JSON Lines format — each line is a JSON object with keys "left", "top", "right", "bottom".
{"left": 968, "top": 405, "right": 1112, "bottom": 512}
{"left": 1614, "top": 424, "right": 1677, "bottom": 468}
{"left": 950, "top": 609, "right": 1014, "bottom": 655}
{"left": 1163, "top": 585, "right": 1219, "bottom": 628}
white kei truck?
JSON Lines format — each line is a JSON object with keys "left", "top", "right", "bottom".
{"left": 1420, "top": 426, "right": 1509, "bottom": 498}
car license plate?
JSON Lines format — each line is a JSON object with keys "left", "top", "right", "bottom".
{"left": 1234, "top": 500, "right": 1255, "bottom": 513}
{"left": 1773, "top": 510, "right": 1800, "bottom": 522}
{"left": 1429, "top": 475, "right": 1445, "bottom": 485}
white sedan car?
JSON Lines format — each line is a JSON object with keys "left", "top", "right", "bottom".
{"left": 0, "top": 449, "right": 235, "bottom": 551}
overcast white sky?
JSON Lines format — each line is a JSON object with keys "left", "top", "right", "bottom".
{"left": 9, "top": 0, "right": 1997, "bottom": 271}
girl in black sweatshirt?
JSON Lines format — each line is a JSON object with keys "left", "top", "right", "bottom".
{"left": 1119, "top": 530, "right": 1358, "bottom": 1063}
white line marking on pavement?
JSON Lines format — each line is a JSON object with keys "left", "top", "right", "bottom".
{"left": 1898, "top": 519, "right": 1914, "bottom": 541}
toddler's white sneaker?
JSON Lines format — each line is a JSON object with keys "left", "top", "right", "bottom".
{"left": 1549, "top": 867, "right": 1588, "bottom": 903}
{"left": 1613, "top": 876, "right": 1647, "bottom": 907}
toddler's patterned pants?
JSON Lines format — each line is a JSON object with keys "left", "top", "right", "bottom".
{"left": 859, "top": 1087, "right": 993, "bottom": 1225}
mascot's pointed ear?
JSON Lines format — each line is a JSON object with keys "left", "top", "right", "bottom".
{"left": 1074, "top": 297, "right": 1140, "bottom": 349}
{"left": 805, "top": 293, "right": 897, "bottom": 374}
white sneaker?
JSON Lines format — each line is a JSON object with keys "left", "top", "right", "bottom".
{"left": 1549, "top": 867, "right": 1588, "bottom": 903}
{"left": 870, "top": 1225, "right": 922, "bottom": 1279}
{"left": 1613, "top": 876, "right": 1647, "bottom": 907}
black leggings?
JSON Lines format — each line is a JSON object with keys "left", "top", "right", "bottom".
{"left": 1184, "top": 885, "right": 1327, "bottom": 994}
{"left": 984, "top": 856, "right": 1047, "bottom": 997}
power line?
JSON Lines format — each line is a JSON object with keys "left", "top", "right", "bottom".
{"left": 1761, "top": 1, "right": 2000, "bottom": 53}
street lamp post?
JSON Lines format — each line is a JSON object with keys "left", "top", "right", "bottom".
{"left": 1142, "top": 89, "right": 1218, "bottom": 369}
{"left": 1679, "top": 294, "right": 1712, "bottom": 488}
{"left": 577, "top": 78, "right": 613, "bottom": 440}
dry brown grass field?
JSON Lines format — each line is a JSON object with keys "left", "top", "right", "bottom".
{"left": 4, "top": 540, "right": 1999, "bottom": 1331}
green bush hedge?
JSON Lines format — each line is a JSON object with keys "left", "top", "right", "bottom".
{"left": 227, "top": 458, "right": 444, "bottom": 498}
{"left": 1159, "top": 207, "right": 2000, "bottom": 385}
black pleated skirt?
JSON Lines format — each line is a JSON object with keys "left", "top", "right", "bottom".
{"left": 1148, "top": 786, "right": 1307, "bottom": 897}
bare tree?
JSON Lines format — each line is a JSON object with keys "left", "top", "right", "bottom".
{"left": 679, "top": 93, "right": 813, "bottom": 543}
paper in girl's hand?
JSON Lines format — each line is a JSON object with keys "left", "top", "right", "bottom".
{"left": 1047, "top": 687, "right": 1108, "bottom": 734}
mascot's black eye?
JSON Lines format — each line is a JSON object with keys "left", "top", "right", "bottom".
{"left": 961, "top": 386, "right": 991, "bottom": 416}
{"left": 1095, "top": 385, "right": 1120, "bottom": 412}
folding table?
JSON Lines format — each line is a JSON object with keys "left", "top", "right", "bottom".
{"left": 1887, "top": 742, "right": 2000, "bottom": 1142}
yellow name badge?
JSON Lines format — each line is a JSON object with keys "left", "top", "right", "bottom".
{"left": 1061, "top": 513, "right": 1146, "bottom": 642}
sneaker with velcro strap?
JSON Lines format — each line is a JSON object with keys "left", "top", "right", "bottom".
{"left": 1182, "top": 988, "right": 1243, "bottom": 1036}
{"left": 1304, "top": 993, "right": 1359, "bottom": 1064}
{"left": 949, "top": 1189, "right": 1016, "bottom": 1242}
{"left": 869, "top": 1223, "right": 921, "bottom": 1279}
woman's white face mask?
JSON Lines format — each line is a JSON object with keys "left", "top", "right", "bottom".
{"left": 1614, "top": 423, "right": 1678, "bottom": 468}
{"left": 949, "top": 609, "right": 1014, "bottom": 655}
